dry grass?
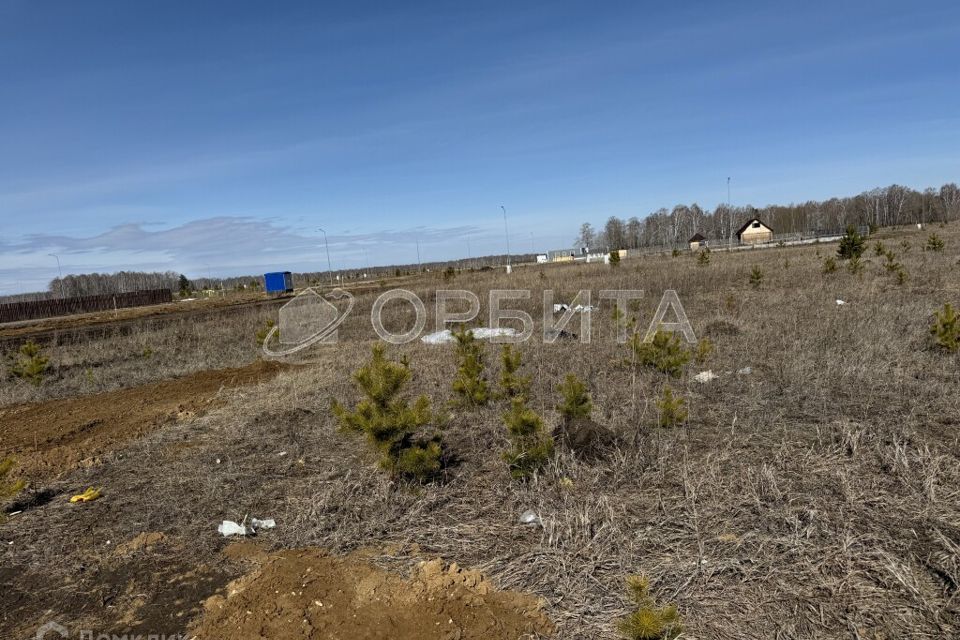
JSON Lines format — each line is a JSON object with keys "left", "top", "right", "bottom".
{"left": 2, "top": 223, "right": 959, "bottom": 638}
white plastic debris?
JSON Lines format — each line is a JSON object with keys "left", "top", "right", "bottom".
{"left": 518, "top": 510, "right": 542, "bottom": 527}
{"left": 250, "top": 518, "right": 276, "bottom": 530}
{"left": 693, "top": 370, "right": 718, "bottom": 383}
{"left": 421, "top": 327, "right": 518, "bottom": 344}
{"left": 218, "top": 520, "right": 250, "bottom": 537}
{"left": 218, "top": 517, "right": 276, "bottom": 536}
{"left": 835, "top": 299, "right": 846, "bottom": 306}
{"left": 552, "top": 304, "right": 595, "bottom": 313}
{"left": 736, "top": 367, "right": 753, "bottom": 375}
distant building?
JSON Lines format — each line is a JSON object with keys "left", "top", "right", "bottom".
{"left": 688, "top": 233, "right": 707, "bottom": 250}
{"left": 735, "top": 219, "right": 774, "bottom": 245}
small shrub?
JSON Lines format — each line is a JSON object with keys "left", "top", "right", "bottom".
{"left": 837, "top": 225, "right": 866, "bottom": 260}
{"left": 925, "top": 233, "right": 945, "bottom": 252}
{"left": 617, "top": 574, "right": 682, "bottom": 640}
{"left": 696, "top": 248, "right": 710, "bottom": 266}
{"left": 443, "top": 266, "right": 457, "bottom": 281}
{"left": 671, "top": 248, "right": 680, "bottom": 258}
{"left": 895, "top": 267, "right": 908, "bottom": 285}
{"left": 609, "top": 250, "right": 621, "bottom": 267}
{"left": 749, "top": 265, "right": 764, "bottom": 289}
{"left": 822, "top": 256, "right": 838, "bottom": 274}
{"left": 631, "top": 330, "right": 690, "bottom": 377}
{"left": 656, "top": 386, "right": 687, "bottom": 427}
{"left": 694, "top": 337, "right": 714, "bottom": 363}
{"left": 873, "top": 241, "right": 886, "bottom": 257}
{"left": 900, "top": 240, "right": 912, "bottom": 254}
{"left": 1, "top": 457, "right": 26, "bottom": 507}
{"left": 847, "top": 255, "right": 865, "bottom": 275}
{"left": 930, "top": 303, "right": 959, "bottom": 352}
{"left": 10, "top": 341, "right": 49, "bottom": 386}
{"left": 452, "top": 325, "right": 489, "bottom": 406}
{"left": 498, "top": 344, "right": 530, "bottom": 399}
{"left": 556, "top": 374, "right": 592, "bottom": 422}
{"left": 502, "top": 398, "right": 554, "bottom": 479}
{"left": 332, "top": 345, "right": 444, "bottom": 481}
{"left": 255, "top": 319, "right": 276, "bottom": 346}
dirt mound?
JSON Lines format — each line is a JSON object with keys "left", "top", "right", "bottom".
{"left": 193, "top": 548, "right": 553, "bottom": 640}
{"left": 0, "top": 360, "right": 286, "bottom": 480}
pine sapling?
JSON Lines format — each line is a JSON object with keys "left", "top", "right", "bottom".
{"left": 930, "top": 303, "right": 959, "bottom": 353}
{"left": 332, "top": 344, "right": 444, "bottom": 481}
{"left": 630, "top": 330, "right": 690, "bottom": 378}
{"left": 451, "top": 325, "right": 490, "bottom": 406}
{"left": 656, "top": 385, "right": 687, "bottom": 427}
{"left": 498, "top": 344, "right": 530, "bottom": 399}
{"left": 556, "top": 374, "right": 592, "bottom": 423}
{"left": 10, "top": 340, "right": 49, "bottom": 386}
{"left": 749, "top": 265, "right": 764, "bottom": 289}
{"left": 502, "top": 398, "right": 554, "bottom": 479}
{"left": 617, "top": 574, "right": 682, "bottom": 640}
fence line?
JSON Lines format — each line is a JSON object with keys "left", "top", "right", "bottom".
{"left": 0, "top": 289, "right": 173, "bottom": 324}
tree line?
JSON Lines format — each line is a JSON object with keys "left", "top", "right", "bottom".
{"left": 574, "top": 182, "right": 960, "bottom": 250}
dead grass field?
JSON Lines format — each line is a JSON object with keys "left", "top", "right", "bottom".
{"left": 1, "top": 224, "right": 959, "bottom": 639}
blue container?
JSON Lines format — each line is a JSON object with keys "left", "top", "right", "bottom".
{"left": 264, "top": 271, "right": 293, "bottom": 293}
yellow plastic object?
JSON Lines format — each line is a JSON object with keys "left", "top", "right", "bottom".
{"left": 69, "top": 487, "right": 102, "bottom": 503}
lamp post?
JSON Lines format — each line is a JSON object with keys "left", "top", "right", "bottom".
{"left": 501, "top": 205, "right": 511, "bottom": 266}
{"left": 48, "top": 253, "right": 65, "bottom": 298}
{"left": 318, "top": 227, "right": 334, "bottom": 287}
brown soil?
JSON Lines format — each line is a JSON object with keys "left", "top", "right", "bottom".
{"left": 0, "top": 359, "right": 287, "bottom": 480}
{"left": 193, "top": 546, "right": 553, "bottom": 640}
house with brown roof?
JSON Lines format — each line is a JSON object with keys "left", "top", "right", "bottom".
{"left": 688, "top": 233, "right": 707, "bottom": 250}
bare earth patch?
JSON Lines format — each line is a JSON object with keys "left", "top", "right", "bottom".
{"left": 0, "top": 360, "right": 287, "bottom": 479}
{"left": 193, "top": 546, "right": 553, "bottom": 640}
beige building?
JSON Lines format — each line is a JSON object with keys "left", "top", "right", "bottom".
{"left": 688, "top": 233, "right": 706, "bottom": 250}
{"left": 736, "top": 218, "right": 773, "bottom": 245}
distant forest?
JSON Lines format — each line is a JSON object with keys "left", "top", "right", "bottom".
{"left": 1, "top": 181, "right": 956, "bottom": 305}
{"left": 574, "top": 182, "right": 959, "bottom": 250}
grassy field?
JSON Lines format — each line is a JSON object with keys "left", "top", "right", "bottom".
{"left": 1, "top": 223, "right": 959, "bottom": 639}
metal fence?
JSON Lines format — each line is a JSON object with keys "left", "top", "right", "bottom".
{"left": 0, "top": 289, "right": 173, "bottom": 324}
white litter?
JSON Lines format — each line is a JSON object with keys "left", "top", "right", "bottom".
{"left": 218, "top": 516, "right": 276, "bottom": 537}
{"left": 518, "top": 510, "right": 542, "bottom": 527}
{"left": 421, "top": 327, "right": 518, "bottom": 344}
{"left": 737, "top": 367, "right": 753, "bottom": 375}
{"left": 552, "top": 304, "right": 596, "bottom": 313}
{"left": 836, "top": 299, "right": 846, "bottom": 305}
{"left": 693, "top": 370, "right": 718, "bottom": 383}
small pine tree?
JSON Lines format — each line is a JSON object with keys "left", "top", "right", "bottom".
{"left": 656, "top": 386, "right": 687, "bottom": 427}
{"left": 925, "top": 233, "right": 945, "bottom": 252}
{"left": 502, "top": 397, "right": 553, "bottom": 479}
{"left": 332, "top": 345, "right": 444, "bottom": 481}
{"left": 837, "top": 225, "right": 866, "bottom": 260}
{"left": 255, "top": 319, "right": 276, "bottom": 346}
{"left": 499, "top": 344, "right": 530, "bottom": 399}
{"left": 694, "top": 337, "right": 714, "bottom": 364}
{"left": 671, "top": 248, "right": 680, "bottom": 258}
{"left": 930, "top": 303, "right": 959, "bottom": 353}
{"left": 696, "top": 248, "right": 710, "bottom": 266}
{"left": 749, "top": 266, "right": 764, "bottom": 289}
{"left": 822, "top": 256, "right": 838, "bottom": 274}
{"left": 609, "top": 250, "right": 622, "bottom": 267}
{"left": 10, "top": 341, "right": 49, "bottom": 386}
{"left": 178, "top": 274, "right": 192, "bottom": 297}
{"left": 895, "top": 267, "right": 908, "bottom": 285}
{"left": 873, "top": 241, "right": 886, "bottom": 257}
{"left": 847, "top": 255, "right": 865, "bottom": 275}
{"left": 452, "top": 326, "right": 490, "bottom": 406}
{"left": 556, "top": 374, "right": 592, "bottom": 423}
{"left": 630, "top": 330, "right": 690, "bottom": 377}
{"left": 617, "top": 575, "right": 682, "bottom": 640}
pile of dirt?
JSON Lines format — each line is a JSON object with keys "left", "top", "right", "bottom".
{"left": 0, "top": 360, "right": 286, "bottom": 479}
{"left": 193, "top": 547, "right": 554, "bottom": 639}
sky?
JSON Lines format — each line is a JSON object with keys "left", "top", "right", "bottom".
{"left": 1, "top": 1, "right": 958, "bottom": 293}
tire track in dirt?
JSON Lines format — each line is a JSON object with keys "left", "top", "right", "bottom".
{"left": 0, "top": 360, "right": 288, "bottom": 480}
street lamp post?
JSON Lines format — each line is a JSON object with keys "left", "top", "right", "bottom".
{"left": 501, "top": 205, "right": 511, "bottom": 266}
{"left": 318, "top": 228, "right": 334, "bottom": 287}
{"left": 48, "top": 253, "right": 65, "bottom": 298}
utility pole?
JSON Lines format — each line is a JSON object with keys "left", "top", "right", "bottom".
{"left": 501, "top": 205, "right": 511, "bottom": 266}
{"left": 416, "top": 238, "right": 421, "bottom": 272}
{"left": 48, "top": 253, "right": 64, "bottom": 298}
{"left": 318, "top": 227, "right": 334, "bottom": 287}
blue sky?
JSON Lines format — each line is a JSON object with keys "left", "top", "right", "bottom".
{"left": 1, "top": 1, "right": 958, "bottom": 293}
